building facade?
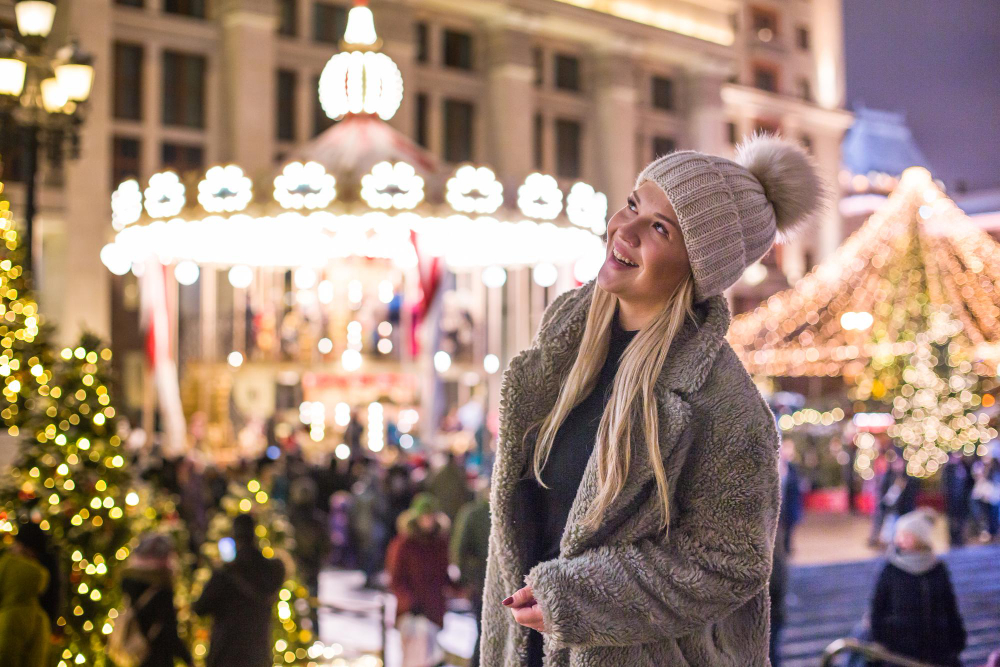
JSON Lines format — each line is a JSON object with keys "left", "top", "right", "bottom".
{"left": 3, "top": 0, "right": 852, "bottom": 341}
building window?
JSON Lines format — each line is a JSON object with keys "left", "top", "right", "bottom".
{"left": 415, "top": 93, "right": 429, "bottom": 147}
{"left": 553, "top": 54, "right": 580, "bottom": 92}
{"left": 112, "top": 136, "right": 141, "bottom": 186}
{"left": 798, "top": 77, "right": 812, "bottom": 102}
{"left": 161, "top": 142, "right": 204, "bottom": 179}
{"left": 278, "top": 0, "right": 297, "bottom": 36}
{"left": 113, "top": 42, "right": 143, "bottom": 121}
{"left": 276, "top": 70, "right": 297, "bottom": 141}
{"left": 533, "top": 47, "right": 543, "bottom": 87}
{"left": 726, "top": 121, "right": 738, "bottom": 145}
{"left": 753, "top": 118, "right": 781, "bottom": 136}
{"left": 443, "top": 30, "right": 473, "bottom": 70}
{"left": 115, "top": 0, "right": 143, "bottom": 8}
{"left": 533, "top": 113, "right": 544, "bottom": 169}
{"left": 750, "top": 6, "right": 778, "bottom": 41}
{"left": 416, "top": 23, "right": 429, "bottom": 63}
{"left": 443, "top": 99, "right": 474, "bottom": 162}
{"left": 796, "top": 26, "right": 810, "bottom": 50}
{"left": 554, "top": 118, "right": 581, "bottom": 178}
{"left": 164, "top": 0, "right": 205, "bottom": 18}
{"left": 313, "top": 75, "right": 335, "bottom": 135}
{"left": 652, "top": 136, "right": 676, "bottom": 159}
{"left": 651, "top": 76, "right": 675, "bottom": 111}
{"left": 313, "top": 3, "right": 348, "bottom": 44}
{"left": 752, "top": 63, "right": 778, "bottom": 93}
{"left": 162, "top": 51, "right": 206, "bottom": 128}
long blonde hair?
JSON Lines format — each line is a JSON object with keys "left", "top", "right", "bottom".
{"left": 528, "top": 275, "right": 695, "bottom": 532}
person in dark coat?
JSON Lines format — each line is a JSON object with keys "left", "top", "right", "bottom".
{"left": 870, "top": 511, "right": 966, "bottom": 667}
{"left": 11, "top": 523, "right": 61, "bottom": 629}
{"left": 0, "top": 527, "right": 51, "bottom": 667}
{"left": 194, "top": 513, "right": 285, "bottom": 667}
{"left": 778, "top": 442, "right": 803, "bottom": 555}
{"left": 287, "top": 477, "right": 330, "bottom": 597}
{"left": 944, "top": 452, "right": 972, "bottom": 547}
{"left": 450, "top": 480, "right": 491, "bottom": 667}
{"left": 120, "top": 534, "right": 193, "bottom": 667}
{"left": 769, "top": 522, "right": 789, "bottom": 667}
{"left": 386, "top": 493, "right": 451, "bottom": 629}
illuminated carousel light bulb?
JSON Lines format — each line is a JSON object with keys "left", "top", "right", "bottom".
{"left": 532, "top": 262, "right": 558, "bottom": 288}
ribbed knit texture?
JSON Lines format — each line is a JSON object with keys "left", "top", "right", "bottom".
{"left": 637, "top": 150, "right": 775, "bottom": 302}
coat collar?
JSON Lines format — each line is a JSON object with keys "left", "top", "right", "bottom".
{"left": 534, "top": 280, "right": 731, "bottom": 397}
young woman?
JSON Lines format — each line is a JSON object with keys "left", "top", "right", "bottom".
{"left": 480, "top": 134, "right": 826, "bottom": 666}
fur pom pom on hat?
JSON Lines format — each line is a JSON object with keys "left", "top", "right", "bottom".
{"left": 636, "top": 133, "right": 827, "bottom": 302}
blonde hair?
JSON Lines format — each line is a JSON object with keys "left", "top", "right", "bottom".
{"left": 528, "top": 276, "right": 695, "bottom": 532}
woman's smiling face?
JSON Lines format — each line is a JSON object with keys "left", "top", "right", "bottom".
{"left": 597, "top": 180, "right": 690, "bottom": 309}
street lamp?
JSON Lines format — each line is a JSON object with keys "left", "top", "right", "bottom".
{"left": 0, "top": 0, "right": 94, "bottom": 279}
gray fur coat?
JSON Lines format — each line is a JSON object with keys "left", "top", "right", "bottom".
{"left": 481, "top": 280, "right": 780, "bottom": 666}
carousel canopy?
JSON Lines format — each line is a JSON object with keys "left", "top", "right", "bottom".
{"left": 728, "top": 166, "right": 1000, "bottom": 378}
{"left": 841, "top": 107, "right": 931, "bottom": 180}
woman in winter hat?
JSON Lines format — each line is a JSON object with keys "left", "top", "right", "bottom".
{"left": 480, "top": 134, "right": 827, "bottom": 666}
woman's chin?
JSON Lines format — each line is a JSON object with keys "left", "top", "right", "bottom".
{"left": 597, "top": 264, "right": 628, "bottom": 294}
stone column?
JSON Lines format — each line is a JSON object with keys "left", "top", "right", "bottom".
{"left": 812, "top": 128, "right": 844, "bottom": 260}
{"left": 593, "top": 51, "right": 638, "bottom": 212}
{"left": 377, "top": 2, "right": 417, "bottom": 140}
{"left": 218, "top": 0, "right": 279, "bottom": 177}
{"left": 57, "top": 0, "right": 113, "bottom": 342}
{"left": 484, "top": 28, "right": 535, "bottom": 185}
{"left": 812, "top": 0, "right": 846, "bottom": 110}
{"left": 686, "top": 72, "right": 727, "bottom": 156}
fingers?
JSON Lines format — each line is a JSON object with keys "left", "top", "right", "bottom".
{"left": 511, "top": 603, "right": 545, "bottom": 632}
{"left": 508, "top": 584, "right": 535, "bottom": 608}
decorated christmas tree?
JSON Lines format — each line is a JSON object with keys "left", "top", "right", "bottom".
{"left": 0, "top": 187, "right": 139, "bottom": 665}
{"left": 729, "top": 167, "right": 1000, "bottom": 477}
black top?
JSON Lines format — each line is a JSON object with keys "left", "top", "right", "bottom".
{"left": 525, "top": 310, "right": 637, "bottom": 666}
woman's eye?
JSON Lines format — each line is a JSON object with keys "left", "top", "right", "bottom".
{"left": 654, "top": 222, "right": 668, "bottom": 235}
{"left": 627, "top": 198, "right": 637, "bottom": 212}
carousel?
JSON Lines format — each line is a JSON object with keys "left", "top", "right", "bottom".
{"left": 99, "top": 1, "right": 606, "bottom": 463}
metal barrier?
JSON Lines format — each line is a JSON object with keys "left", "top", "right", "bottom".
{"left": 318, "top": 594, "right": 390, "bottom": 661}
{"left": 820, "top": 638, "right": 942, "bottom": 667}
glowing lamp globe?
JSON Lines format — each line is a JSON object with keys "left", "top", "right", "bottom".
{"left": 318, "top": 51, "right": 403, "bottom": 121}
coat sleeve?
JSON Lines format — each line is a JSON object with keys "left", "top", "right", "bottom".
{"left": 940, "top": 566, "right": 967, "bottom": 655}
{"left": 869, "top": 565, "right": 892, "bottom": 646}
{"left": 525, "top": 414, "right": 780, "bottom": 649}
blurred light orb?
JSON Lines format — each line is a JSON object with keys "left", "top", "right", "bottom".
{"left": 532, "top": 262, "right": 558, "bottom": 288}
{"left": 482, "top": 265, "right": 507, "bottom": 288}
{"left": 228, "top": 265, "right": 253, "bottom": 289}
{"left": 434, "top": 351, "right": 452, "bottom": 373}
{"left": 174, "top": 261, "right": 200, "bottom": 286}
{"left": 484, "top": 354, "right": 500, "bottom": 375}
{"left": 227, "top": 351, "right": 244, "bottom": 367}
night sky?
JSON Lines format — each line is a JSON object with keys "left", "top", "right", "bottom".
{"left": 842, "top": 0, "right": 1000, "bottom": 192}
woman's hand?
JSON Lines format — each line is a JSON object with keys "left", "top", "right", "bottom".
{"left": 502, "top": 585, "right": 546, "bottom": 632}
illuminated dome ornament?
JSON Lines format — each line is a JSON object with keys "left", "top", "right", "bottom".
{"left": 566, "top": 182, "right": 608, "bottom": 235}
{"left": 518, "top": 173, "right": 563, "bottom": 220}
{"left": 198, "top": 165, "right": 253, "bottom": 213}
{"left": 361, "top": 161, "right": 424, "bottom": 210}
{"left": 274, "top": 161, "right": 337, "bottom": 210}
{"left": 317, "top": 2, "right": 403, "bottom": 121}
{"left": 111, "top": 179, "right": 143, "bottom": 230}
{"left": 446, "top": 165, "right": 503, "bottom": 214}
{"left": 144, "top": 171, "right": 186, "bottom": 219}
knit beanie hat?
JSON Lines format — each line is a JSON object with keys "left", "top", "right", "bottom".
{"left": 409, "top": 492, "right": 440, "bottom": 517}
{"left": 635, "top": 133, "right": 827, "bottom": 303}
{"left": 894, "top": 510, "right": 935, "bottom": 548}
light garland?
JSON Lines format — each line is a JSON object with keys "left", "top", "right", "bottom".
{"left": 729, "top": 167, "right": 1000, "bottom": 378}
{"left": 143, "top": 171, "right": 186, "bottom": 219}
{"left": 776, "top": 406, "right": 846, "bottom": 432}
{"left": 518, "top": 173, "right": 563, "bottom": 220}
{"left": 360, "top": 161, "right": 424, "bottom": 210}
{"left": 274, "top": 161, "right": 337, "bottom": 210}
{"left": 197, "top": 165, "right": 253, "bottom": 213}
{"left": 111, "top": 179, "right": 143, "bottom": 231}
{"left": 566, "top": 181, "right": 608, "bottom": 235}
{"left": 446, "top": 165, "right": 503, "bottom": 214}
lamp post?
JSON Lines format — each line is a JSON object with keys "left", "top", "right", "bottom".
{"left": 0, "top": 0, "right": 94, "bottom": 280}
